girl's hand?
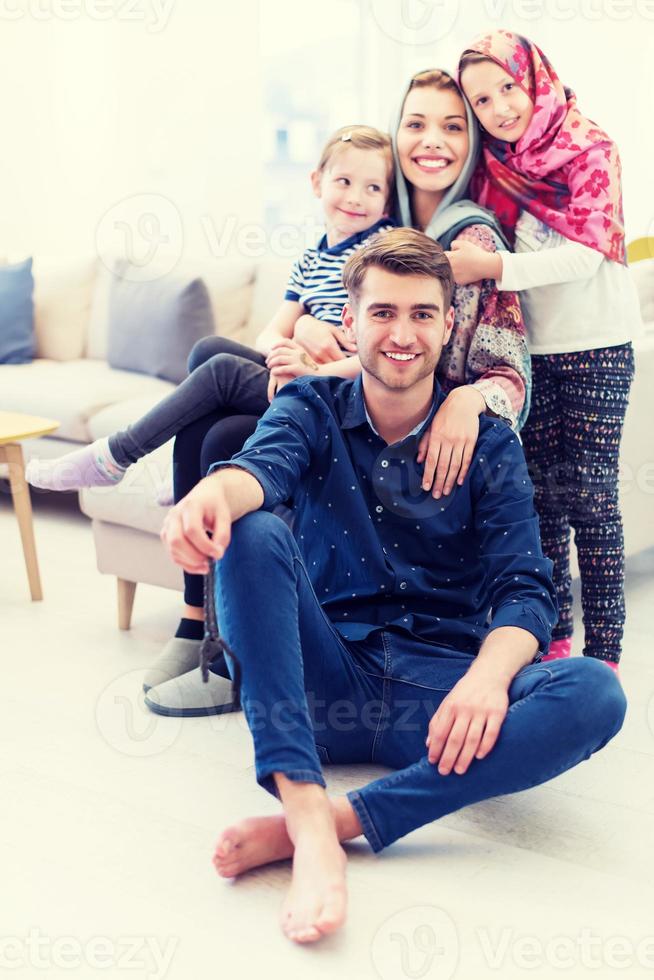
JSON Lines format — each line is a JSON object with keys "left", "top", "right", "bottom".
{"left": 293, "top": 315, "right": 356, "bottom": 363}
{"left": 266, "top": 340, "right": 320, "bottom": 380}
{"left": 417, "top": 387, "right": 486, "bottom": 497}
{"left": 267, "top": 372, "right": 294, "bottom": 403}
{"left": 445, "top": 240, "right": 502, "bottom": 286}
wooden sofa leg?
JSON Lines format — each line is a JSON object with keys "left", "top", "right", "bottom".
{"left": 117, "top": 578, "right": 137, "bottom": 630}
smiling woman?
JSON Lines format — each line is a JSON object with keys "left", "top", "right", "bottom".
{"left": 391, "top": 68, "right": 533, "bottom": 434}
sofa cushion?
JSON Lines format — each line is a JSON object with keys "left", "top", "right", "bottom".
{"left": 0, "top": 258, "right": 35, "bottom": 364}
{"left": 244, "top": 254, "right": 298, "bottom": 346}
{"left": 33, "top": 256, "right": 96, "bottom": 360}
{"left": 87, "top": 257, "right": 256, "bottom": 360}
{"left": 106, "top": 262, "right": 214, "bottom": 383}
{"left": 0, "top": 359, "right": 175, "bottom": 442}
{"left": 79, "top": 442, "right": 172, "bottom": 536}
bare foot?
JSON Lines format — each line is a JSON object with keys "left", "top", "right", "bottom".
{"left": 213, "top": 815, "right": 293, "bottom": 877}
{"left": 213, "top": 797, "right": 360, "bottom": 879}
{"left": 280, "top": 814, "right": 347, "bottom": 944}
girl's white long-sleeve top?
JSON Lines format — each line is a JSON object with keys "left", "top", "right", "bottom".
{"left": 498, "top": 210, "right": 641, "bottom": 355}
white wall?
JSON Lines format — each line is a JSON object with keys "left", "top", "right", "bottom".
{"left": 0, "top": 0, "right": 652, "bottom": 264}
{"left": 0, "top": 2, "right": 264, "bottom": 264}
{"left": 360, "top": 0, "right": 654, "bottom": 240}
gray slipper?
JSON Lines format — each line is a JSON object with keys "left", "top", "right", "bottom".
{"left": 143, "top": 636, "right": 203, "bottom": 693}
{"left": 144, "top": 666, "right": 240, "bottom": 718}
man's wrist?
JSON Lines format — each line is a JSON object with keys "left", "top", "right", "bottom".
{"left": 473, "top": 626, "right": 539, "bottom": 686}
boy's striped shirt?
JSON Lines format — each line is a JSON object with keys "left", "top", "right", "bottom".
{"left": 284, "top": 218, "right": 394, "bottom": 327}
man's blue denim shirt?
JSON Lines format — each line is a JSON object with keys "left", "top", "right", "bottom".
{"left": 210, "top": 375, "right": 557, "bottom": 654}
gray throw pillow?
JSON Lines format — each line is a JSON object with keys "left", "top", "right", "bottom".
{"left": 0, "top": 257, "right": 35, "bottom": 364}
{"left": 107, "top": 261, "right": 215, "bottom": 383}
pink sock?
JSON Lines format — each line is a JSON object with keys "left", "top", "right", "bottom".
{"left": 25, "top": 438, "right": 126, "bottom": 492}
{"left": 541, "top": 637, "right": 572, "bottom": 662}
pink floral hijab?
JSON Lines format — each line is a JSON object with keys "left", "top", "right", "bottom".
{"left": 458, "top": 30, "right": 626, "bottom": 263}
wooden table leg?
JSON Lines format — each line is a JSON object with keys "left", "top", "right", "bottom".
{"left": 117, "top": 577, "right": 137, "bottom": 630}
{"left": 2, "top": 442, "right": 44, "bottom": 600}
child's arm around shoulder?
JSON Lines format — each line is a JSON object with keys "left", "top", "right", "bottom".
{"left": 254, "top": 299, "right": 304, "bottom": 356}
{"left": 446, "top": 218, "right": 604, "bottom": 290}
{"left": 445, "top": 224, "right": 503, "bottom": 286}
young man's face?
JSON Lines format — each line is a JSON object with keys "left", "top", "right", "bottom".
{"left": 343, "top": 267, "right": 454, "bottom": 391}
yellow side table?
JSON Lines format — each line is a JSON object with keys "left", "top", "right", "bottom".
{"left": 0, "top": 411, "right": 60, "bottom": 600}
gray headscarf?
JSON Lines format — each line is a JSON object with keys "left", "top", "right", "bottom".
{"left": 391, "top": 69, "right": 508, "bottom": 250}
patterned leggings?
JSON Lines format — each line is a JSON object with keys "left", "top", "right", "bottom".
{"left": 521, "top": 343, "right": 635, "bottom": 663}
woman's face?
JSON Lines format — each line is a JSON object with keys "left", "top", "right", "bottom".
{"left": 460, "top": 60, "right": 534, "bottom": 143}
{"left": 396, "top": 85, "right": 469, "bottom": 195}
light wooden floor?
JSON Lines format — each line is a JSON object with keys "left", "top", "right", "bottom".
{"left": 2, "top": 489, "right": 654, "bottom": 980}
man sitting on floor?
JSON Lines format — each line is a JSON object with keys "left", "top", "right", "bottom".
{"left": 160, "top": 227, "right": 626, "bottom": 945}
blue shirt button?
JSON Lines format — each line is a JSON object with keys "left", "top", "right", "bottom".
{"left": 399, "top": 581, "right": 407, "bottom": 590}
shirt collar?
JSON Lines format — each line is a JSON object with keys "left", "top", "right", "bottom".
{"left": 341, "top": 373, "right": 443, "bottom": 442}
{"left": 317, "top": 218, "right": 392, "bottom": 255}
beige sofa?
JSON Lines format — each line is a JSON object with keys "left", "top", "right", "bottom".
{"left": 3, "top": 255, "right": 653, "bottom": 629}
{"left": 0, "top": 253, "right": 290, "bottom": 624}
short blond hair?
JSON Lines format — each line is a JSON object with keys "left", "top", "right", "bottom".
{"left": 342, "top": 227, "right": 453, "bottom": 310}
{"left": 316, "top": 125, "right": 394, "bottom": 187}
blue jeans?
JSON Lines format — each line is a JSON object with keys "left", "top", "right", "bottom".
{"left": 214, "top": 511, "right": 627, "bottom": 853}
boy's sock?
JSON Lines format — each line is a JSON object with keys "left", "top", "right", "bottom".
{"left": 175, "top": 618, "right": 204, "bottom": 641}
{"left": 175, "top": 617, "right": 230, "bottom": 679}
{"left": 25, "top": 437, "right": 126, "bottom": 492}
{"left": 541, "top": 636, "right": 572, "bottom": 662}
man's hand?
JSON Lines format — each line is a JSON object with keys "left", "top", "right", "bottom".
{"left": 293, "top": 315, "right": 356, "bottom": 363}
{"left": 444, "top": 240, "right": 502, "bottom": 285}
{"left": 426, "top": 665, "right": 510, "bottom": 775}
{"left": 161, "top": 474, "right": 231, "bottom": 575}
{"left": 417, "top": 386, "right": 485, "bottom": 498}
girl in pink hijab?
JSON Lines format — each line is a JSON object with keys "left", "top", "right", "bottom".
{"left": 453, "top": 30, "right": 640, "bottom": 675}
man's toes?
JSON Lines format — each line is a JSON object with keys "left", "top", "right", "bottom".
{"left": 285, "top": 922, "right": 321, "bottom": 944}
{"left": 315, "top": 892, "right": 346, "bottom": 934}
{"left": 214, "top": 834, "right": 236, "bottom": 859}
{"left": 316, "top": 908, "right": 344, "bottom": 935}
{"left": 213, "top": 857, "right": 237, "bottom": 877}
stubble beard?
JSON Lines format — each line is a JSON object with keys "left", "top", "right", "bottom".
{"left": 362, "top": 348, "right": 440, "bottom": 391}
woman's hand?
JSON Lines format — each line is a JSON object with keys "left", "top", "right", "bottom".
{"left": 445, "top": 240, "right": 502, "bottom": 286}
{"left": 293, "top": 315, "right": 356, "bottom": 363}
{"left": 417, "top": 386, "right": 486, "bottom": 497}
